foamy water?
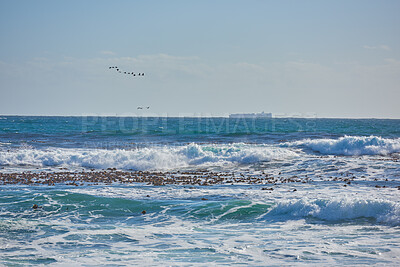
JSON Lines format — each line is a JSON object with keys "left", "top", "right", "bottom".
{"left": 1, "top": 116, "right": 399, "bottom": 265}
{"left": 288, "top": 135, "right": 400, "bottom": 156}
{"left": 1, "top": 183, "right": 399, "bottom": 265}
{"left": 0, "top": 143, "right": 299, "bottom": 171}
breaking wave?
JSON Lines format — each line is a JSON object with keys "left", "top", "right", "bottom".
{"left": 289, "top": 135, "right": 400, "bottom": 156}
{"left": 267, "top": 198, "right": 400, "bottom": 226}
{"left": 0, "top": 143, "right": 298, "bottom": 171}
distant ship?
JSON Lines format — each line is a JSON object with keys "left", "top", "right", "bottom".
{"left": 229, "top": 111, "right": 272, "bottom": 119}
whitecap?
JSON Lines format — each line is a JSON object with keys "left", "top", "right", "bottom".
{"left": 0, "top": 143, "right": 299, "bottom": 171}
{"left": 267, "top": 198, "right": 400, "bottom": 226}
{"left": 287, "top": 135, "right": 400, "bottom": 156}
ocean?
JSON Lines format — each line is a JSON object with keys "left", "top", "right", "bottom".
{"left": 0, "top": 116, "right": 399, "bottom": 265}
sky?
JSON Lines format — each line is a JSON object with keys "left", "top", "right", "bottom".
{"left": 0, "top": 0, "right": 399, "bottom": 118}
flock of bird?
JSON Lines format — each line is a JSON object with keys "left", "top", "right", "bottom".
{"left": 109, "top": 66, "right": 148, "bottom": 109}
{"left": 109, "top": 66, "right": 145, "bottom": 76}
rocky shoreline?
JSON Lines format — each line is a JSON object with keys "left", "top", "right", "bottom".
{"left": 1, "top": 168, "right": 393, "bottom": 187}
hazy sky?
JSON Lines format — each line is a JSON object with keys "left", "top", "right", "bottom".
{"left": 1, "top": 0, "right": 399, "bottom": 118}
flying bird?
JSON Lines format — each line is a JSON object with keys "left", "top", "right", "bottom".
{"left": 108, "top": 66, "right": 145, "bottom": 77}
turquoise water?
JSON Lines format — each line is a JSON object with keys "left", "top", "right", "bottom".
{"left": 0, "top": 116, "right": 400, "bottom": 265}
{"left": 1, "top": 116, "right": 399, "bottom": 149}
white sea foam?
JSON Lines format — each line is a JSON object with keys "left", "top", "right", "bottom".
{"left": 2, "top": 183, "right": 400, "bottom": 265}
{"left": 289, "top": 135, "right": 400, "bottom": 156}
{"left": 0, "top": 143, "right": 298, "bottom": 171}
{"left": 268, "top": 198, "right": 400, "bottom": 225}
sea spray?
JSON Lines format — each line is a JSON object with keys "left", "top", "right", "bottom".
{"left": 1, "top": 116, "right": 400, "bottom": 265}
{"left": 266, "top": 198, "right": 400, "bottom": 225}
{"left": 0, "top": 143, "right": 298, "bottom": 171}
{"left": 287, "top": 135, "right": 400, "bottom": 156}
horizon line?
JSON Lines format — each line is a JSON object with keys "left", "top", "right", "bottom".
{"left": 0, "top": 114, "right": 399, "bottom": 120}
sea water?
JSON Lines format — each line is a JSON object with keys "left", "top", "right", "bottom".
{"left": 0, "top": 116, "right": 399, "bottom": 265}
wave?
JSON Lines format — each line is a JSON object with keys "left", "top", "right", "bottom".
{"left": 266, "top": 198, "right": 400, "bottom": 226}
{"left": 4, "top": 188, "right": 398, "bottom": 226}
{"left": 0, "top": 143, "right": 298, "bottom": 171}
{"left": 50, "top": 192, "right": 400, "bottom": 226}
{"left": 180, "top": 197, "right": 400, "bottom": 225}
{"left": 0, "top": 142, "right": 12, "bottom": 146}
{"left": 288, "top": 135, "right": 400, "bottom": 156}
{"left": 188, "top": 198, "right": 400, "bottom": 225}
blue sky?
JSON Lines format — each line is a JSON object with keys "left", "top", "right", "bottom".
{"left": 1, "top": 0, "right": 399, "bottom": 118}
